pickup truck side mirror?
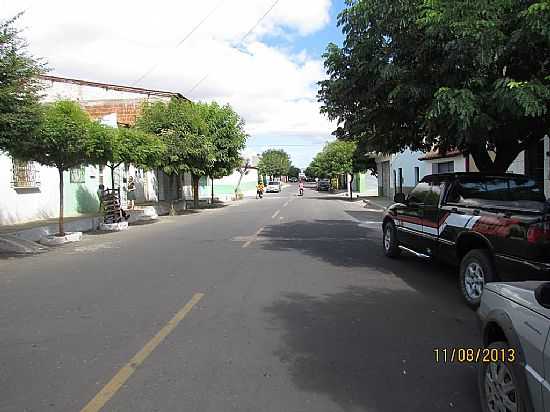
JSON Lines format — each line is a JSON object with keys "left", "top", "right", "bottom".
{"left": 394, "top": 192, "right": 406, "bottom": 204}
{"left": 535, "top": 283, "right": 550, "bottom": 309}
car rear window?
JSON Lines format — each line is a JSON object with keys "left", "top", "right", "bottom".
{"left": 449, "top": 177, "right": 546, "bottom": 204}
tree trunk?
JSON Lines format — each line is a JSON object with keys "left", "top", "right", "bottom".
{"left": 58, "top": 168, "right": 65, "bottom": 236}
{"left": 211, "top": 176, "right": 214, "bottom": 204}
{"left": 468, "top": 140, "right": 523, "bottom": 173}
{"left": 110, "top": 165, "right": 116, "bottom": 190}
{"left": 192, "top": 174, "right": 200, "bottom": 208}
{"left": 235, "top": 172, "right": 244, "bottom": 198}
{"left": 349, "top": 173, "right": 354, "bottom": 201}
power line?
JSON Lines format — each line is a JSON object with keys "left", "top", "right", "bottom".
{"left": 240, "top": 0, "right": 280, "bottom": 44}
{"left": 186, "top": 0, "right": 281, "bottom": 95}
{"left": 131, "top": 0, "right": 224, "bottom": 86}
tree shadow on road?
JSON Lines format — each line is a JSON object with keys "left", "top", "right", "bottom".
{"left": 264, "top": 287, "right": 481, "bottom": 412}
{"left": 259, "top": 219, "right": 482, "bottom": 411}
{"left": 259, "top": 219, "right": 469, "bottom": 310}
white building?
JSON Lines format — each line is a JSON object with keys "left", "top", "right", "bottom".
{"left": 376, "top": 136, "right": 550, "bottom": 200}
{"left": 0, "top": 75, "right": 186, "bottom": 226}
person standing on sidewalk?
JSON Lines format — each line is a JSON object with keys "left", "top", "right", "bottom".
{"left": 126, "top": 176, "right": 136, "bottom": 209}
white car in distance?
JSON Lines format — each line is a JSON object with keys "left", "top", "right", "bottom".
{"left": 266, "top": 181, "right": 281, "bottom": 193}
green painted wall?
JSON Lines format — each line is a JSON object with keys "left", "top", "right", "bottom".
{"left": 353, "top": 173, "right": 368, "bottom": 193}
{"left": 64, "top": 166, "right": 100, "bottom": 216}
{"left": 199, "top": 179, "right": 257, "bottom": 196}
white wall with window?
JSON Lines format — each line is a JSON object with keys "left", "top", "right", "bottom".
{"left": 421, "top": 153, "right": 467, "bottom": 177}
{"left": 0, "top": 153, "right": 61, "bottom": 226}
{"left": 385, "top": 149, "right": 426, "bottom": 197}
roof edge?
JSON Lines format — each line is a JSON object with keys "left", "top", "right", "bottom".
{"left": 39, "top": 74, "right": 189, "bottom": 101}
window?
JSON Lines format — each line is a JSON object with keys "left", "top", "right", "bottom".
{"left": 508, "top": 177, "right": 545, "bottom": 202}
{"left": 425, "top": 180, "right": 443, "bottom": 206}
{"left": 407, "top": 181, "right": 431, "bottom": 204}
{"left": 12, "top": 159, "right": 40, "bottom": 189}
{"left": 450, "top": 177, "right": 546, "bottom": 204}
{"left": 435, "top": 161, "right": 454, "bottom": 174}
{"left": 459, "top": 178, "right": 508, "bottom": 201}
{"left": 414, "top": 167, "right": 420, "bottom": 185}
{"left": 70, "top": 166, "right": 86, "bottom": 183}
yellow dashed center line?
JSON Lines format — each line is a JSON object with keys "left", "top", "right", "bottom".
{"left": 242, "top": 226, "right": 265, "bottom": 248}
{"left": 80, "top": 293, "right": 204, "bottom": 412}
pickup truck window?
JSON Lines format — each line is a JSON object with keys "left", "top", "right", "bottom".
{"left": 407, "top": 181, "right": 430, "bottom": 204}
{"left": 448, "top": 177, "right": 546, "bottom": 205}
{"left": 425, "top": 181, "right": 442, "bottom": 206}
{"left": 460, "top": 178, "right": 508, "bottom": 201}
{"left": 508, "top": 177, "right": 546, "bottom": 202}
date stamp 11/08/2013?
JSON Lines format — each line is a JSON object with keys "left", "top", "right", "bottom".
{"left": 434, "top": 348, "right": 516, "bottom": 364}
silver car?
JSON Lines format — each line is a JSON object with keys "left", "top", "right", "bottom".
{"left": 478, "top": 281, "right": 550, "bottom": 412}
{"left": 266, "top": 181, "right": 281, "bottom": 193}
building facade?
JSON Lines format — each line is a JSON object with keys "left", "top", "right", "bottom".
{"left": 376, "top": 136, "right": 550, "bottom": 200}
{"left": 0, "top": 75, "right": 185, "bottom": 226}
{"left": 1, "top": 75, "right": 258, "bottom": 226}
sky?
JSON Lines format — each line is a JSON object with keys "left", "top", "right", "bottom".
{"left": 3, "top": 0, "right": 346, "bottom": 168}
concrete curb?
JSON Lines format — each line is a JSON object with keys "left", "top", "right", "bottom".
{"left": 4, "top": 216, "right": 102, "bottom": 243}
{"left": 40, "top": 232, "right": 83, "bottom": 246}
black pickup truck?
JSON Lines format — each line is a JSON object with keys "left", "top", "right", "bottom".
{"left": 382, "top": 173, "right": 550, "bottom": 307}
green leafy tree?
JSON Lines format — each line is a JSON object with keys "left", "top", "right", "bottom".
{"left": 318, "top": 0, "right": 550, "bottom": 172}
{"left": 136, "top": 99, "right": 213, "bottom": 208}
{"left": 2, "top": 101, "right": 111, "bottom": 235}
{"left": 307, "top": 140, "right": 373, "bottom": 199}
{"left": 0, "top": 15, "right": 45, "bottom": 153}
{"left": 258, "top": 149, "right": 291, "bottom": 179}
{"left": 288, "top": 165, "right": 301, "bottom": 179}
{"left": 104, "top": 127, "right": 165, "bottom": 190}
{"left": 199, "top": 102, "right": 247, "bottom": 203}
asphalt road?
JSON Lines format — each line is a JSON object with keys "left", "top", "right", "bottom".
{"left": 0, "top": 184, "right": 482, "bottom": 412}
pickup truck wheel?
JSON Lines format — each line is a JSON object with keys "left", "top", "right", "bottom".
{"left": 459, "top": 249, "right": 495, "bottom": 308}
{"left": 383, "top": 221, "right": 401, "bottom": 258}
{"left": 478, "top": 341, "right": 527, "bottom": 412}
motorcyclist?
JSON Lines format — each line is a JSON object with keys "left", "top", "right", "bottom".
{"left": 298, "top": 180, "right": 304, "bottom": 196}
{"left": 256, "top": 181, "right": 264, "bottom": 199}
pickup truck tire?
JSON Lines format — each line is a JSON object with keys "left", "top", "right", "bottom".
{"left": 383, "top": 221, "right": 401, "bottom": 258}
{"left": 459, "top": 249, "right": 496, "bottom": 308}
{"left": 478, "top": 341, "right": 527, "bottom": 412}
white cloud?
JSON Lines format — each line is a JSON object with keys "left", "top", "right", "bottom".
{"left": 3, "top": 0, "right": 335, "bottom": 162}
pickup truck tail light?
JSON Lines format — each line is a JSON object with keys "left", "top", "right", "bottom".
{"left": 527, "top": 221, "right": 550, "bottom": 243}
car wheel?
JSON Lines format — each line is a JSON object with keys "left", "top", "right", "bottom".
{"left": 479, "top": 341, "right": 527, "bottom": 412}
{"left": 459, "top": 249, "right": 496, "bottom": 309}
{"left": 382, "top": 221, "right": 401, "bottom": 258}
